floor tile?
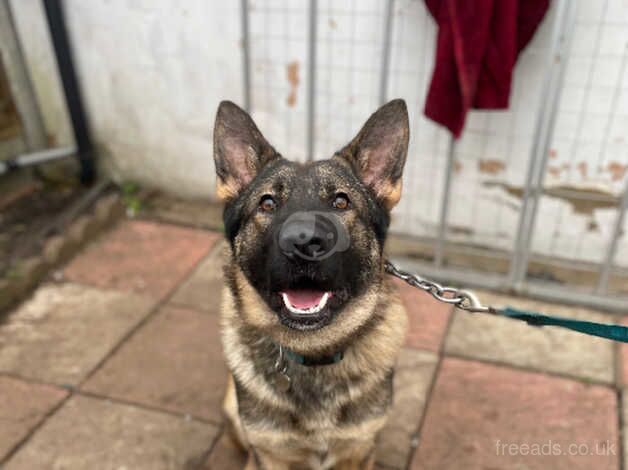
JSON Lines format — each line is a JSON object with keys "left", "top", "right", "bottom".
{"left": 394, "top": 279, "right": 453, "bottom": 352}
{"left": 617, "top": 316, "right": 628, "bottom": 387}
{"left": 64, "top": 220, "right": 218, "bottom": 299}
{"left": 171, "top": 242, "right": 224, "bottom": 313}
{"left": 0, "top": 283, "right": 153, "bottom": 385}
{"left": 411, "top": 358, "right": 619, "bottom": 470}
{"left": 4, "top": 395, "right": 218, "bottom": 470}
{"left": 0, "top": 376, "right": 67, "bottom": 461}
{"left": 620, "top": 390, "right": 628, "bottom": 469}
{"left": 203, "top": 431, "right": 247, "bottom": 470}
{"left": 445, "top": 290, "right": 615, "bottom": 383}
{"left": 375, "top": 349, "right": 438, "bottom": 469}
{"left": 83, "top": 305, "right": 227, "bottom": 423}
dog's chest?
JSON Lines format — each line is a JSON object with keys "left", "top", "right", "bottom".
{"left": 236, "top": 356, "right": 394, "bottom": 436}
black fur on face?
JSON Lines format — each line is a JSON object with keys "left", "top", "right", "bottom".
{"left": 214, "top": 100, "right": 409, "bottom": 331}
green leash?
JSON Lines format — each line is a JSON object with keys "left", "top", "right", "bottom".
{"left": 499, "top": 307, "right": 628, "bottom": 343}
{"left": 384, "top": 261, "right": 628, "bottom": 344}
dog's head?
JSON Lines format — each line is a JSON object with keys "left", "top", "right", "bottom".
{"left": 214, "top": 100, "right": 409, "bottom": 332}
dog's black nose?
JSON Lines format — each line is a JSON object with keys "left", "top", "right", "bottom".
{"left": 278, "top": 216, "right": 335, "bottom": 260}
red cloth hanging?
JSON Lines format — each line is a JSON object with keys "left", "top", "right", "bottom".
{"left": 423, "top": 0, "right": 550, "bottom": 138}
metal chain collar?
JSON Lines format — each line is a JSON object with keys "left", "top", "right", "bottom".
{"left": 384, "top": 260, "right": 494, "bottom": 314}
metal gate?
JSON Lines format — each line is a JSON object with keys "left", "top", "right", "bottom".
{"left": 241, "top": 0, "right": 628, "bottom": 311}
{"left": 0, "top": 0, "right": 46, "bottom": 160}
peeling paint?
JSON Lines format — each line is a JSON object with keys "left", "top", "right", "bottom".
{"left": 286, "top": 61, "right": 300, "bottom": 107}
{"left": 577, "top": 161, "right": 587, "bottom": 179}
{"left": 448, "top": 224, "right": 474, "bottom": 236}
{"left": 607, "top": 161, "right": 627, "bottom": 181}
{"left": 484, "top": 181, "right": 619, "bottom": 215}
{"left": 478, "top": 159, "right": 504, "bottom": 174}
{"left": 587, "top": 219, "right": 599, "bottom": 232}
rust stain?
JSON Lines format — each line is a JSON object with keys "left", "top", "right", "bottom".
{"left": 483, "top": 181, "right": 524, "bottom": 199}
{"left": 484, "top": 181, "right": 619, "bottom": 215}
{"left": 328, "top": 18, "right": 337, "bottom": 29}
{"left": 607, "top": 161, "right": 627, "bottom": 181}
{"left": 286, "top": 61, "right": 300, "bottom": 107}
{"left": 453, "top": 160, "right": 463, "bottom": 174}
{"left": 577, "top": 161, "right": 588, "bottom": 180}
{"left": 587, "top": 219, "right": 599, "bottom": 232}
{"left": 478, "top": 159, "right": 505, "bottom": 175}
{"left": 547, "top": 165, "right": 562, "bottom": 177}
{"left": 46, "top": 133, "right": 57, "bottom": 148}
{"left": 549, "top": 148, "right": 558, "bottom": 159}
{"left": 448, "top": 224, "right": 474, "bottom": 236}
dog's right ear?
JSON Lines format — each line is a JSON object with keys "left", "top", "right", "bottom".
{"left": 213, "top": 101, "right": 278, "bottom": 201}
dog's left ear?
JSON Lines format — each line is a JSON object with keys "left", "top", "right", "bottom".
{"left": 336, "top": 99, "right": 409, "bottom": 210}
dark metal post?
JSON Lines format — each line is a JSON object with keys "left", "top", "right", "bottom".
{"left": 42, "top": 0, "right": 95, "bottom": 184}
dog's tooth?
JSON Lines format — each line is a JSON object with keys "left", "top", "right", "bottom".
{"left": 281, "top": 292, "right": 330, "bottom": 316}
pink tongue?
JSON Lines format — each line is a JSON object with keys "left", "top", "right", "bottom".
{"left": 282, "top": 289, "right": 329, "bottom": 309}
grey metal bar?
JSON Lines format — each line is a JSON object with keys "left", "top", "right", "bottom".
{"left": 379, "top": 0, "right": 394, "bottom": 105}
{"left": 0, "top": 146, "right": 75, "bottom": 174}
{"left": 0, "top": 0, "right": 46, "bottom": 151}
{"left": 306, "top": 0, "right": 317, "bottom": 162}
{"left": 596, "top": 186, "right": 628, "bottom": 294}
{"left": 240, "top": 0, "right": 251, "bottom": 112}
{"left": 596, "top": 44, "right": 628, "bottom": 173}
{"left": 434, "top": 136, "right": 455, "bottom": 267}
{"left": 508, "top": 0, "right": 577, "bottom": 287}
{"left": 393, "top": 257, "right": 628, "bottom": 314}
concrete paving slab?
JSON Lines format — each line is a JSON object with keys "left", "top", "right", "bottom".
{"left": 171, "top": 243, "right": 224, "bottom": 313}
{"left": 376, "top": 348, "right": 439, "bottom": 469}
{"left": 445, "top": 290, "right": 615, "bottom": 383}
{"left": 64, "top": 220, "right": 218, "bottom": 299}
{"left": 0, "top": 283, "right": 154, "bottom": 385}
{"left": 4, "top": 395, "right": 219, "bottom": 470}
{"left": 411, "top": 358, "right": 619, "bottom": 470}
{"left": 0, "top": 376, "right": 67, "bottom": 462}
{"left": 83, "top": 305, "right": 227, "bottom": 423}
{"left": 394, "top": 279, "right": 453, "bottom": 352}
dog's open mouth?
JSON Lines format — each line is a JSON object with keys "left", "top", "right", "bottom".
{"left": 274, "top": 288, "right": 340, "bottom": 331}
{"left": 280, "top": 290, "right": 332, "bottom": 315}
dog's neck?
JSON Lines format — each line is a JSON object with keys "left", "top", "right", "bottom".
{"left": 280, "top": 344, "right": 344, "bottom": 366}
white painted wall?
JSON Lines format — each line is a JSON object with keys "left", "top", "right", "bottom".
{"left": 9, "top": 0, "right": 628, "bottom": 267}
{"left": 10, "top": 0, "right": 243, "bottom": 198}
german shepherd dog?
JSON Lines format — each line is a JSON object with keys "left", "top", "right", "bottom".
{"left": 213, "top": 98, "right": 409, "bottom": 470}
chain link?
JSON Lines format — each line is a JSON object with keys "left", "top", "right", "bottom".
{"left": 384, "top": 260, "right": 494, "bottom": 314}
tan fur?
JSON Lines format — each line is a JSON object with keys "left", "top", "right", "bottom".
{"left": 380, "top": 179, "right": 403, "bottom": 210}
{"left": 223, "top": 374, "right": 248, "bottom": 450}
{"left": 221, "top": 245, "right": 407, "bottom": 469}
{"left": 216, "top": 178, "right": 240, "bottom": 201}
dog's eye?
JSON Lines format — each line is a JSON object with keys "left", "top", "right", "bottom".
{"left": 259, "top": 195, "right": 277, "bottom": 212}
{"left": 333, "top": 193, "right": 350, "bottom": 210}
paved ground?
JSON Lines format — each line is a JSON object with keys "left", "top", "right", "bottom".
{"left": 0, "top": 218, "right": 624, "bottom": 469}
